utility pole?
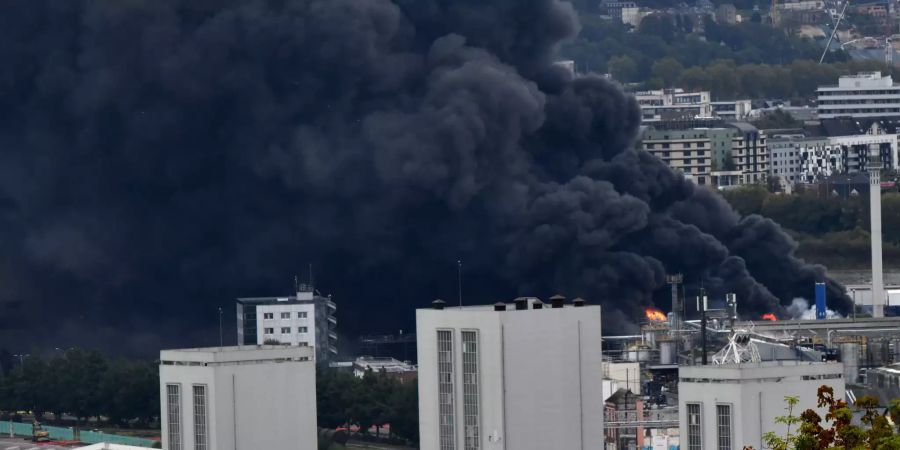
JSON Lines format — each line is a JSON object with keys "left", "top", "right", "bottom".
{"left": 698, "top": 289, "right": 708, "bottom": 365}
{"left": 218, "top": 307, "right": 224, "bottom": 347}
{"left": 457, "top": 260, "right": 463, "bottom": 308}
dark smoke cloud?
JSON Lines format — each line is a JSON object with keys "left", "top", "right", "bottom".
{"left": 0, "top": 0, "right": 849, "bottom": 355}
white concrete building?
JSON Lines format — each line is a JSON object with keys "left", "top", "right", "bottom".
{"left": 711, "top": 100, "right": 753, "bottom": 121}
{"left": 416, "top": 297, "right": 603, "bottom": 450}
{"left": 635, "top": 90, "right": 713, "bottom": 122}
{"left": 159, "top": 345, "right": 316, "bottom": 450}
{"left": 817, "top": 72, "right": 900, "bottom": 119}
{"left": 679, "top": 361, "right": 844, "bottom": 450}
{"left": 236, "top": 283, "right": 338, "bottom": 361}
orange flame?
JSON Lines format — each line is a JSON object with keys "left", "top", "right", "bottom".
{"left": 761, "top": 313, "right": 777, "bottom": 321}
{"left": 645, "top": 307, "right": 667, "bottom": 322}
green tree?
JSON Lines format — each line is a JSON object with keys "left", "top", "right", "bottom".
{"left": 651, "top": 57, "right": 684, "bottom": 88}
{"left": 608, "top": 55, "right": 638, "bottom": 82}
{"left": 753, "top": 110, "right": 802, "bottom": 130}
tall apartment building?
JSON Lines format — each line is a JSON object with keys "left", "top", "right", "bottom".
{"left": 236, "top": 284, "right": 338, "bottom": 362}
{"left": 817, "top": 72, "right": 900, "bottom": 119}
{"left": 639, "top": 121, "right": 768, "bottom": 188}
{"left": 679, "top": 361, "right": 843, "bottom": 450}
{"left": 159, "top": 345, "right": 316, "bottom": 450}
{"left": 416, "top": 297, "right": 604, "bottom": 450}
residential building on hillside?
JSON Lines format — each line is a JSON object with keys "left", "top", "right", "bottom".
{"left": 639, "top": 120, "right": 768, "bottom": 188}
{"left": 679, "top": 361, "right": 844, "bottom": 450}
{"left": 715, "top": 3, "right": 737, "bottom": 24}
{"left": 778, "top": 0, "right": 825, "bottom": 10}
{"left": 159, "top": 345, "right": 316, "bottom": 450}
{"left": 817, "top": 72, "right": 900, "bottom": 119}
{"left": 236, "top": 283, "right": 338, "bottom": 362}
{"left": 416, "top": 296, "right": 603, "bottom": 450}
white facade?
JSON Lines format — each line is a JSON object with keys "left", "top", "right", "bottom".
{"left": 416, "top": 299, "right": 604, "bottom": 450}
{"left": 679, "top": 361, "right": 844, "bottom": 450}
{"left": 159, "top": 346, "right": 316, "bottom": 450}
{"left": 779, "top": 0, "right": 825, "bottom": 10}
{"left": 818, "top": 72, "right": 900, "bottom": 119}
{"left": 635, "top": 90, "right": 713, "bottom": 122}
{"left": 711, "top": 100, "right": 753, "bottom": 120}
{"left": 237, "top": 286, "right": 338, "bottom": 361}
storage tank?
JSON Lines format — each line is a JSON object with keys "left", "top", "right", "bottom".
{"left": 867, "top": 340, "right": 890, "bottom": 367}
{"left": 659, "top": 340, "right": 676, "bottom": 365}
{"left": 841, "top": 342, "right": 860, "bottom": 384}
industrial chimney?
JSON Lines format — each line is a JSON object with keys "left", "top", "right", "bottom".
{"left": 869, "top": 147, "right": 885, "bottom": 318}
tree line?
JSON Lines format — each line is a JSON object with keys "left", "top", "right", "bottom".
{"left": 0, "top": 348, "right": 159, "bottom": 427}
{"left": 0, "top": 348, "right": 419, "bottom": 444}
{"left": 721, "top": 185, "right": 900, "bottom": 267}
{"left": 317, "top": 367, "right": 418, "bottom": 444}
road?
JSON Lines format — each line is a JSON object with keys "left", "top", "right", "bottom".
{"left": 0, "top": 437, "right": 71, "bottom": 450}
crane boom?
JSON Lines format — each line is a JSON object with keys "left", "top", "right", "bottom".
{"left": 820, "top": 1, "right": 850, "bottom": 64}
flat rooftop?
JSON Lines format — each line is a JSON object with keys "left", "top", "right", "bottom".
{"left": 160, "top": 345, "right": 314, "bottom": 365}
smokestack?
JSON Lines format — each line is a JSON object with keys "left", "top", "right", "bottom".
{"left": 870, "top": 149, "right": 885, "bottom": 318}
{"left": 494, "top": 302, "right": 507, "bottom": 312}
{"left": 432, "top": 299, "right": 446, "bottom": 310}
{"left": 550, "top": 294, "right": 565, "bottom": 309}
{"left": 514, "top": 297, "right": 528, "bottom": 310}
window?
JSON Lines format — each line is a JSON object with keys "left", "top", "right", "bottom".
{"left": 298, "top": 327, "right": 309, "bottom": 333}
{"left": 717, "top": 404, "right": 731, "bottom": 450}
{"left": 166, "top": 384, "right": 182, "bottom": 450}
{"left": 298, "top": 312, "right": 308, "bottom": 319}
{"left": 687, "top": 403, "right": 702, "bottom": 450}
{"left": 263, "top": 313, "right": 274, "bottom": 319}
{"left": 264, "top": 328, "right": 274, "bottom": 334}
{"left": 280, "top": 312, "right": 290, "bottom": 319}
{"left": 299, "top": 341, "right": 309, "bottom": 346}
{"left": 281, "top": 327, "right": 291, "bottom": 334}
{"left": 193, "top": 385, "right": 208, "bottom": 450}
{"left": 438, "top": 330, "right": 455, "bottom": 450}
{"left": 462, "top": 331, "right": 480, "bottom": 450}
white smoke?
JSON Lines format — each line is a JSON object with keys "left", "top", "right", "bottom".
{"left": 787, "top": 298, "right": 842, "bottom": 320}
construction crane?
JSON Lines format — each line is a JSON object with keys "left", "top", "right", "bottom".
{"left": 820, "top": 0, "right": 851, "bottom": 64}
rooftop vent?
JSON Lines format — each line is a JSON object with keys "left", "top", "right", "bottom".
{"left": 432, "top": 299, "right": 446, "bottom": 310}
{"left": 514, "top": 297, "right": 528, "bottom": 311}
{"left": 532, "top": 299, "right": 544, "bottom": 310}
{"left": 550, "top": 294, "right": 565, "bottom": 309}
{"left": 494, "top": 302, "right": 507, "bottom": 312}
{"left": 573, "top": 297, "right": 586, "bottom": 308}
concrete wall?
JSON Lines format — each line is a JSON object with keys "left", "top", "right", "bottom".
{"left": 417, "top": 303, "right": 603, "bottom": 450}
{"left": 604, "top": 362, "right": 641, "bottom": 395}
{"left": 679, "top": 361, "right": 844, "bottom": 450}
{"left": 160, "top": 347, "right": 316, "bottom": 450}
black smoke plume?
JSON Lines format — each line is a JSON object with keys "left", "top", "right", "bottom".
{"left": 0, "top": 0, "right": 848, "bottom": 354}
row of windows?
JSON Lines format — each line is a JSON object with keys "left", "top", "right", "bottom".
{"left": 819, "top": 89, "right": 900, "bottom": 96}
{"left": 167, "top": 384, "right": 208, "bottom": 450}
{"left": 819, "top": 99, "right": 900, "bottom": 105}
{"left": 686, "top": 402, "right": 732, "bottom": 450}
{"left": 819, "top": 108, "right": 900, "bottom": 114}
{"left": 264, "top": 327, "right": 309, "bottom": 334}
{"left": 262, "top": 312, "right": 309, "bottom": 320}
